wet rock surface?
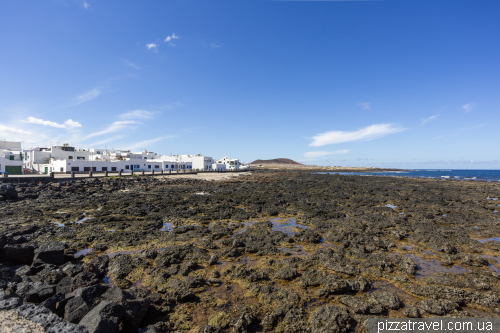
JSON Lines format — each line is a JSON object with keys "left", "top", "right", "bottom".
{"left": 1, "top": 170, "right": 500, "bottom": 332}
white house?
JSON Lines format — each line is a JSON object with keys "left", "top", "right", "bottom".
{"left": 216, "top": 156, "right": 243, "bottom": 170}
{"left": 1, "top": 145, "right": 24, "bottom": 175}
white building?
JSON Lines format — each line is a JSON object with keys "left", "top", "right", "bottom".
{"left": 1, "top": 142, "right": 24, "bottom": 175}
{"left": 18, "top": 142, "right": 242, "bottom": 175}
{"left": 216, "top": 156, "right": 244, "bottom": 170}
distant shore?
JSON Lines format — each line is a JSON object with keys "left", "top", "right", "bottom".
{"left": 249, "top": 164, "right": 405, "bottom": 172}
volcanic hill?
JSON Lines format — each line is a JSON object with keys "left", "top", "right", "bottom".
{"left": 250, "top": 158, "right": 303, "bottom": 165}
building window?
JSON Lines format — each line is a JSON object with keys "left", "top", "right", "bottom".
{"left": 111, "top": 167, "right": 117, "bottom": 171}
{"left": 102, "top": 167, "right": 108, "bottom": 171}
{"left": 125, "top": 165, "right": 129, "bottom": 169}
{"left": 171, "top": 165, "right": 174, "bottom": 168}
{"left": 71, "top": 167, "right": 79, "bottom": 172}
{"left": 84, "top": 167, "right": 90, "bottom": 171}
{"left": 69, "top": 156, "right": 73, "bottom": 159}
{"left": 60, "top": 167, "right": 63, "bottom": 172}
{"left": 144, "top": 157, "right": 147, "bottom": 159}
{"left": 97, "top": 151, "right": 101, "bottom": 154}
{"left": 155, "top": 165, "right": 159, "bottom": 169}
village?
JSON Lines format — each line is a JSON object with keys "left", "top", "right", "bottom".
{"left": 0, "top": 141, "right": 247, "bottom": 176}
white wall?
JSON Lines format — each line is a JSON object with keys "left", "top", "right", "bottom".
{"left": 0, "top": 150, "right": 24, "bottom": 173}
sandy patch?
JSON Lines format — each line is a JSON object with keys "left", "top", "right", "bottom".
{"left": 0, "top": 310, "right": 45, "bottom": 333}
{"left": 159, "top": 172, "right": 252, "bottom": 181}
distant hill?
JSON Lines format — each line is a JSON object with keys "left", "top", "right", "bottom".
{"left": 250, "top": 158, "right": 303, "bottom": 165}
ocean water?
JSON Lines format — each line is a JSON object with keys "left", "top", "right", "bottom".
{"left": 317, "top": 169, "right": 500, "bottom": 182}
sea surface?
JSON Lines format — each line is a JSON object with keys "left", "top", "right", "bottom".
{"left": 317, "top": 169, "right": 500, "bottom": 182}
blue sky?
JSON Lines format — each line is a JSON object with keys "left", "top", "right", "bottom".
{"left": 0, "top": 0, "right": 499, "bottom": 169}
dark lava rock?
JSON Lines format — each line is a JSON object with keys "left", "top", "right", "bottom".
{"left": 369, "top": 292, "right": 402, "bottom": 310}
{"left": 140, "top": 249, "right": 157, "bottom": 259}
{"left": 92, "top": 244, "right": 108, "bottom": 252}
{"left": 64, "top": 285, "right": 109, "bottom": 323}
{"left": 233, "top": 312, "right": 254, "bottom": 333}
{"left": 79, "top": 300, "right": 124, "bottom": 333}
{"left": 15, "top": 281, "right": 56, "bottom": 303}
{"left": 0, "top": 263, "right": 21, "bottom": 288}
{"left": 2, "top": 243, "right": 35, "bottom": 265}
{"left": 275, "top": 267, "right": 299, "bottom": 281}
{"left": 71, "top": 272, "right": 99, "bottom": 292}
{"left": 101, "top": 286, "right": 150, "bottom": 331}
{"left": 34, "top": 241, "right": 66, "bottom": 265}
{"left": 41, "top": 292, "right": 66, "bottom": 315}
{"left": 84, "top": 255, "right": 109, "bottom": 277}
{"left": 418, "top": 298, "right": 459, "bottom": 315}
{"left": 294, "top": 229, "right": 322, "bottom": 244}
{"left": 197, "top": 325, "right": 221, "bottom": 333}
{"left": 46, "top": 321, "right": 90, "bottom": 333}
{"left": 108, "top": 254, "right": 134, "bottom": 279}
{"left": 17, "top": 303, "right": 63, "bottom": 330}
{"left": 185, "top": 275, "right": 206, "bottom": 288}
{"left": 309, "top": 305, "right": 352, "bottom": 333}
{"left": 208, "top": 255, "right": 218, "bottom": 265}
{"left": 404, "top": 304, "right": 422, "bottom": 318}
{"left": 63, "top": 263, "right": 84, "bottom": 277}
{"left": 0, "top": 296, "right": 23, "bottom": 310}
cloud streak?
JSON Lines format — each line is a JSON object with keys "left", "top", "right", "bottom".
{"left": 462, "top": 103, "right": 474, "bottom": 113}
{"left": 420, "top": 115, "right": 440, "bottom": 125}
{"left": 309, "top": 123, "right": 405, "bottom": 147}
{"left": 303, "top": 150, "right": 350, "bottom": 158}
{"left": 0, "top": 125, "right": 32, "bottom": 135}
{"left": 128, "top": 136, "right": 176, "bottom": 150}
{"left": 83, "top": 121, "right": 139, "bottom": 140}
{"left": 210, "top": 43, "right": 221, "bottom": 49}
{"left": 146, "top": 43, "right": 158, "bottom": 50}
{"left": 123, "top": 60, "right": 140, "bottom": 69}
{"left": 74, "top": 88, "right": 101, "bottom": 105}
{"left": 119, "top": 110, "right": 155, "bottom": 120}
{"left": 358, "top": 102, "right": 370, "bottom": 110}
{"left": 23, "top": 117, "right": 82, "bottom": 129}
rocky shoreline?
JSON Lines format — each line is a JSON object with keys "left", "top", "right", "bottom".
{"left": 1, "top": 170, "right": 500, "bottom": 332}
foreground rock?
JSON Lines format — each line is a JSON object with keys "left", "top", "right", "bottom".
{"left": 1, "top": 170, "right": 500, "bottom": 331}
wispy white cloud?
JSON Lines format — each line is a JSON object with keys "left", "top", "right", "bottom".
{"left": 210, "top": 43, "right": 221, "bottom": 49}
{"left": 358, "top": 102, "right": 370, "bottom": 110}
{"left": 146, "top": 43, "right": 158, "bottom": 50}
{"left": 119, "top": 110, "right": 155, "bottom": 120}
{"left": 420, "top": 115, "right": 440, "bottom": 125}
{"left": 304, "top": 150, "right": 350, "bottom": 158}
{"left": 83, "top": 121, "right": 139, "bottom": 140}
{"left": 23, "top": 117, "right": 82, "bottom": 129}
{"left": 74, "top": 88, "right": 101, "bottom": 105}
{"left": 128, "top": 136, "right": 176, "bottom": 150}
{"left": 462, "top": 103, "right": 474, "bottom": 113}
{"left": 83, "top": 1, "right": 90, "bottom": 9}
{"left": 88, "top": 136, "right": 125, "bottom": 147}
{"left": 0, "top": 124, "right": 32, "bottom": 135}
{"left": 164, "top": 33, "right": 180, "bottom": 42}
{"left": 123, "top": 60, "right": 140, "bottom": 69}
{"left": 309, "top": 123, "right": 405, "bottom": 147}
{"left": 152, "top": 102, "right": 183, "bottom": 110}
{"left": 182, "top": 126, "right": 204, "bottom": 134}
